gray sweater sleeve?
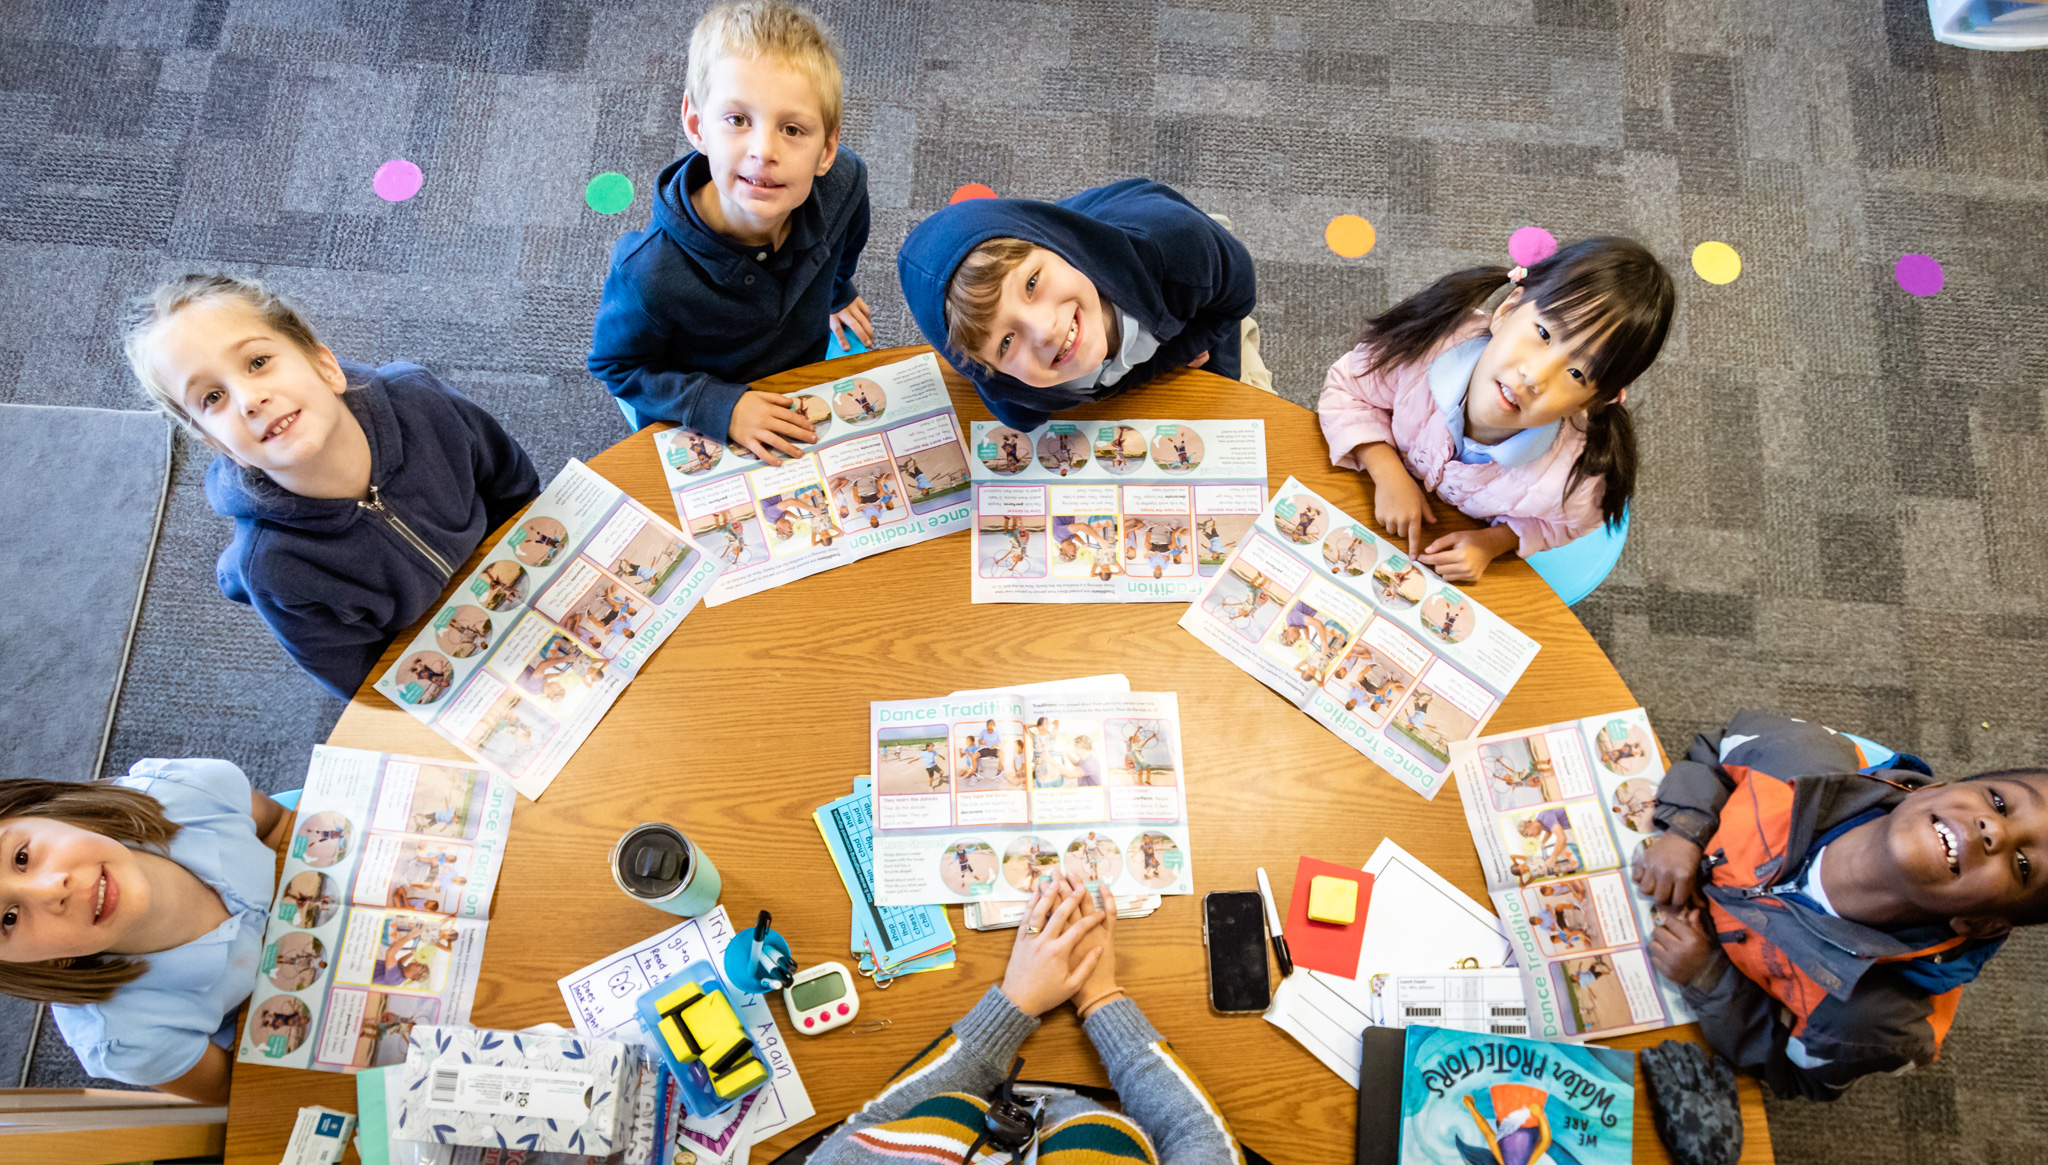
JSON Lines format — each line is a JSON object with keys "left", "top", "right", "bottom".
{"left": 809, "top": 987, "right": 1038, "bottom": 1161}
{"left": 1083, "top": 998, "right": 1245, "bottom": 1165}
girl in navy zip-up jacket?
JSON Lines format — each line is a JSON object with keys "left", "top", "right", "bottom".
{"left": 125, "top": 275, "right": 539, "bottom": 699}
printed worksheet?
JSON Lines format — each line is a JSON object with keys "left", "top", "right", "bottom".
{"left": 968, "top": 418, "right": 1267, "bottom": 603}
{"left": 236, "top": 747, "right": 513, "bottom": 1074}
{"left": 1450, "top": 707, "right": 1695, "bottom": 1041}
{"left": 868, "top": 689, "right": 1192, "bottom": 906}
{"left": 1177, "top": 477, "right": 1539, "bottom": 800}
{"left": 652, "top": 353, "right": 974, "bottom": 606}
{"left": 372, "top": 459, "right": 724, "bottom": 799}
{"left": 556, "top": 906, "right": 814, "bottom": 1157}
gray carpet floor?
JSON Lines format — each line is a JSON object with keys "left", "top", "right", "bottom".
{"left": 3, "top": 0, "right": 2045, "bottom": 1158}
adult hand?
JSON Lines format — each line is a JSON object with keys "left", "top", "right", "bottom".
{"left": 729, "top": 391, "right": 814, "bottom": 466}
{"left": 1647, "top": 906, "right": 1714, "bottom": 986}
{"left": 1000, "top": 877, "right": 1105, "bottom": 1017}
{"left": 1362, "top": 445, "right": 1434, "bottom": 555}
{"left": 1186, "top": 350, "right": 1210, "bottom": 369}
{"left": 1632, "top": 832, "right": 1704, "bottom": 909}
{"left": 1066, "top": 874, "right": 1120, "bottom": 1011}
{"left": 1418, "top": 526, "right": 1517, "bottom": 584}
{"left": 829, "top": 296, "right": 875, "bottom": 349}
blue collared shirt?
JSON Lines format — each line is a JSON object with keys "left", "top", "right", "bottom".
{"left": 1427, "top": 337, "right": 1561, "bottom": 468}
{"left": 1055, "top": 309, "right": 1160, "bottom": 394}
{"left": 51, "top": 759, "right": 276, "bottom": 1085}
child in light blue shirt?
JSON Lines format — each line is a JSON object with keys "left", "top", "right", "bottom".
{"left": 1, "top": 759, "right": 290, "bottom": 1102}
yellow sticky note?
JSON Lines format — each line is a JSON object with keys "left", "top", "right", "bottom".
{"left": 1307, "top": 875, "right": 1357, "bottom": 925}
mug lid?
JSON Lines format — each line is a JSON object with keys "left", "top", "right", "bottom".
{"left": 616, "top": 825, "right": 689, "bottom": 897}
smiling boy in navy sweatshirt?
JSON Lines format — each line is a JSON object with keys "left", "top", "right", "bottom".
{"left": 587, "top": 1, "right": 870, "bottom": 464}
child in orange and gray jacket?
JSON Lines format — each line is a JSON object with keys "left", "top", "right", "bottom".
{"left": 1635, "top": 710, "right": 2048, "bottom": 1100}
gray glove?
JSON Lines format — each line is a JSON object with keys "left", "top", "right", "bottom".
{"left": 1641, "top": 1040, "right": 1743, "bottom": 1165}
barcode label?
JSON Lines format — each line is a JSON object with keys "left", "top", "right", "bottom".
{"left": 1491, "top": 1005, "right": 1526, "bottom": 1016}
{"left": 431, "top": 1066, "right": 461, "bottom": 1105}
{"left": 1490, "top": 1024, "right": 1529, "bottom": 1035}
{"left": 1403, "top": 1006, "right": 1443, "bottom": 1017}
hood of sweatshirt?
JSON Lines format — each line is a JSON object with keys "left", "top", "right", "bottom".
{"left": 203, "top": 363, "right": 401, "bottom": 533}
{"left": 896, "top": 189, "right": 1181, "bottom": 398}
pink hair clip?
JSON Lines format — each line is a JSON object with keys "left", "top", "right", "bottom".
{"left": 1616, "top": 389, "right": 1629, "bottom": 405}
{"left": 1507, "top": 266, "right": 1528, "bottom": 284}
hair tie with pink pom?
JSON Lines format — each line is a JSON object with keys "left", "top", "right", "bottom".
{"left": 1507, "top": 266, "right": 1528, "bottom": 284}
{"left": 1616, "top": 389, "right": 1628, "bottom": 405}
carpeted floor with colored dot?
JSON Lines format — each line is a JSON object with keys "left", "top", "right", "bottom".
{"left": 1, "top": 2, "right": 2044, "bottom": 1160}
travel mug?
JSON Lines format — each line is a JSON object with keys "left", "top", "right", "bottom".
{"left": 611, "top": 823, "right": 722, "bottom": 917}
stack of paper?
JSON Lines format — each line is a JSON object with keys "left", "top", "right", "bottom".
{"left": 816, "top": 778, "right": 957, "bottom": 981}
{"left": 1263, "top": 839, "right": 1512, "bottom": 1088}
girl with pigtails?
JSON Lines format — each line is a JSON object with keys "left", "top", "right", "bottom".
{"left": 1320, "top": 237, "right": 1675, "bottom": 582}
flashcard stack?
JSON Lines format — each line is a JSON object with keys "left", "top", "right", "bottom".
{"left": 967, "top": 418, "right": 1267, "bottom": 604}
{"left": 1178, "top": 477, "right": 1540, "bottom": 800}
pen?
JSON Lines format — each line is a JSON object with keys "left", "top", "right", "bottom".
{"left": 751, "top": 910, "right": 773, "bottom": 983}
{"left": 1255, "top": 867, "right": 1293, "bottom": 978}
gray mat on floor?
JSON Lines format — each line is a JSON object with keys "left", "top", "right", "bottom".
{"left": 0, "top": 404, "right": 168, "bottom": 782}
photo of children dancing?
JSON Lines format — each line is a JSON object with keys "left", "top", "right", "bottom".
{"left": 979, "top": 513, "right": 1047, "bottom": 578}
{"left": 1036, "top": 428, "right": 1089, "bottom": 475}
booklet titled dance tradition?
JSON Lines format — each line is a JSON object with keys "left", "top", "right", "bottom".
{"left": 1449, "top": 708, "right": 1694, "bottom": 1041}
{"left": 1178, "top": 477, "right": 1539, "bottom": 801}
{"left": 372, "top": 459, "right": 726, "bottom": 800}
{"left": 868, "top": 689, "right": 1192, "bottom": 906}
{"left": 652, "top": 352, "right": 976, "bottom": 606}
{"left": 967, "top": 418, "right": 1267, "bottom": 604}
{"left": 236, "top": 747, "right": 513, "bottom": 1075}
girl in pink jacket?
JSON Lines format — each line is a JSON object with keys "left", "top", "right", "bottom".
{"left": 1320, "top": 237, "right": 1674, "bottom": 582}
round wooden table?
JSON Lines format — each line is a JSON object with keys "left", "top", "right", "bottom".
{"left": 225, "top": 347, "right": 1770, "bottom": 1164}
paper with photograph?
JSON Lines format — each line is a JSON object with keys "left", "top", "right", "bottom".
{"left": 968, "top": 419, "right": 1267, "bottom": 603}
{"left": 1177, "top": 477, "right": 1539, "bottom": 800}
{"left": 1449, "top": 706, "right": 1695, "bottom": 1041}
{"left": 373, "top": 459, "right": 724, "bottom": 799}
{"left": 868, "top": 689, "right": 1191, "bottom": 906}
{"left": 235, "top": 746, "right": 513, "bottom": 1074}
{"left": 654, "top": 353, "right": 974, "bottom": 606}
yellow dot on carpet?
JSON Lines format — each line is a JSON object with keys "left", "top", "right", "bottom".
{"left": 1326, "top": 215, "right": 1376, "bottom": 258}
{"left": 1692, "top": 240, "right": 1741, "bottom": 284}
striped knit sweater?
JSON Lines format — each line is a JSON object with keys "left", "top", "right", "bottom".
{"left": 809, "top": 987, "right": 1243, "bottom": 1164}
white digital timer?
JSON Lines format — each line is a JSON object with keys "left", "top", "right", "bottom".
{"left": 782, "top": 960, "right": 860, "bottom": 1034}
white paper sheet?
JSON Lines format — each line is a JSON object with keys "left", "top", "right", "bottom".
{"left": 1262, "top": 838, "right": 1511, "bottom": 1086}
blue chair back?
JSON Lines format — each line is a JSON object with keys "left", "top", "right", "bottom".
{"left": 1525, "top": 508, "right": 1629, "bottom": 606}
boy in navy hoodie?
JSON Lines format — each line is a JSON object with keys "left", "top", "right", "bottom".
{"left": 896, "top": 180, "right": 1258, "bottom": 431}
{"left": 587, "top": 1, "right": 870, "bottom": 463}
{"left": 123, "top": 274, "right": 539, "bottom": 699}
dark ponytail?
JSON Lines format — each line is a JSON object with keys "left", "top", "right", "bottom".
{"left": 1356, "top": 237, "right": 1674, "bottom": 529}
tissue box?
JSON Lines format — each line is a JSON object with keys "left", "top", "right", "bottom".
{"left": 393, "top": 1026, "right": 637, "bottom": 1155}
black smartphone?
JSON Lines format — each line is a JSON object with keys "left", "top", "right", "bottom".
{"left": 1203, "top": 890, "right": 1271, "bottom": 1014}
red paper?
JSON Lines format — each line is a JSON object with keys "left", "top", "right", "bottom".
{"left": 1283, "top": 857, "right": 1374, "bottom": 979}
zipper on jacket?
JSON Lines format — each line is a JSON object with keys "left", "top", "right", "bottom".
{"left": 359, "top": 484, "right": 456, "bottom": 579}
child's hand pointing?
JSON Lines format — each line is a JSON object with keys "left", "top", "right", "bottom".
{"left": 729, "top": 390, "right": 815, "bottom": 465}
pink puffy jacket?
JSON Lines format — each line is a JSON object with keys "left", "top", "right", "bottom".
{"left": 1317, "top": 316, "right": 1606, "bottom": 556}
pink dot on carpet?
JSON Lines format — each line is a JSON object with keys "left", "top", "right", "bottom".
{"left": 950, "top": 183, "right": 997, "bottom": 204}
{"left": 373, "top": 159, "right": 423, "bottom": 202}
{"left": 1508, "top": 226, "right": 1557, "bottom": 267}
{"left": 1894, "top": 254, "right": 1943, "bottom": 297}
